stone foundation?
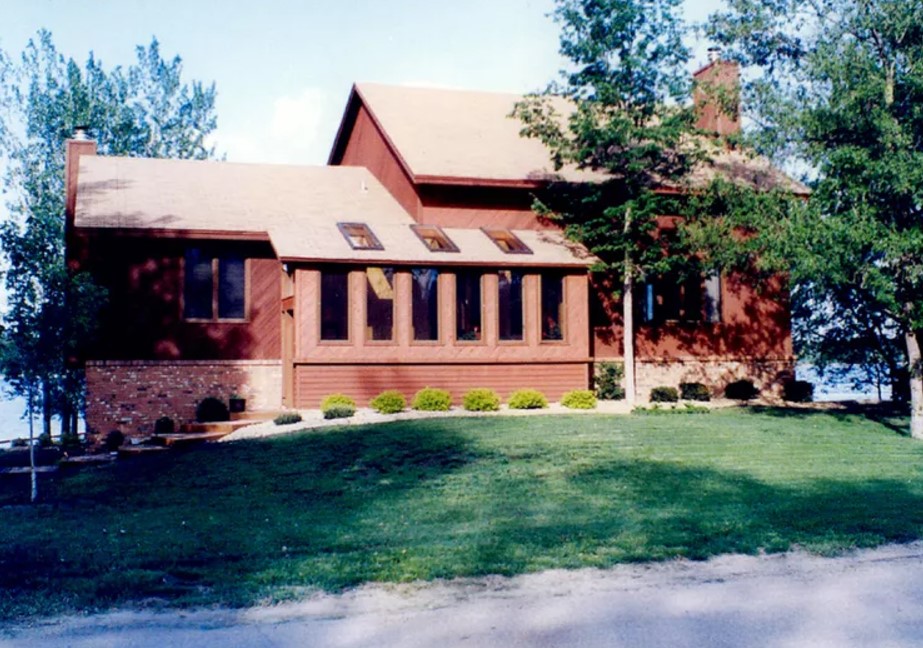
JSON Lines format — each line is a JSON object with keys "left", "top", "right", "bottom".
{"left": 85, "top": 360, "right": 282, "bottom": 439}
{"left": 633, "top": 358, "right": 794, "bottom": 400}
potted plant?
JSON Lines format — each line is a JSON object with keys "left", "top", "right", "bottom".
{"left": 229, "top": 393, "right": 246, "bottom": 413}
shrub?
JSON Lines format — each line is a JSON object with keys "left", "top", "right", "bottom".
{"left": 370, "top": 390, "right": 406, "bottom": 414}
{"left": 680, "top": 382, "right": 711, "bottom": 402}
{"left": 196, "top": 397, "right": 229, "bottom": 423}
{"left": 595, "top": 362, "right": 625, "bottom": 400}
{"left": 508, "top": 388, "right": 548, "bottom": 410}
{"left": 104, "top": 430, "right": 125, "bottom": 452}
{"left": 37, "top": 432, "right": 53, "bottom": 448}
{"left": 321, "top": 393, "right": 356, "bottom": 410}
{"left": 154, "top": 416, "right": 175, "bottom": 435}
{"left": 725, "top": 379, "right": 759, "bottom": 401}
{"left": 323, "top": 404, "right": 356, "bottom": 419}
{"left": 10, "top": 437, "right": 27, "bottom": 448}
{"left": 783, "top": 380, "right": 814, "bottom": 403}
{"left": 650, "top": 386, "right": 679, "bottom": 403}
{"left": 561, "top": 389, "right": 597, "bottom": 409}
{"left": 60, "top": 431, "right": 82, "bottom": 448}
{"left": 412, "top": 387, "right": 452, "bottom": 411}
{"left": 273, "top": 412, "right": 303, "bottom": 426}
{"left": 462, "top": 388, "right": 501, "bottom": 412}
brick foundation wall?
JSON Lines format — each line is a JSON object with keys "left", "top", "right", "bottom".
{"left": 85, "top": 360, "right": 282, "bottom": 438}
{"left": 633, "top": 358, "right": 795, "bottom": 400}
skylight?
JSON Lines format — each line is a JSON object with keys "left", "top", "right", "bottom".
{"left": 337, "top": 222, "right": 384, "bottom": 251}
{"left": 411, "top": 224, "right": 460, "bottom": 253}
{"left": 482, "top": 227, "right": 533, "bottom": 255}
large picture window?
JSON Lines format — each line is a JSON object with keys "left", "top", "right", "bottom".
{"left": 412, "top": 268, "right": 439, "bottom": 341}
{"left": 498, "top": 270, "right": 523, "bottom": 341}
{"left": 366, "top": 267, "right": 394, "bottom": 341}
{"left": 643, "top": 272, "right": 721, "bottom": 324}
{"left": 541, "top": 274, "right": 564, "bottom": 341}
{"left": 456, "top": 271, "right": 482, "bottom": 341}
{"left": 184, "top": 247, "right": 247, "bottom": 320}
{"left": 321, "top": 270, "right": 349, "bottom": 341}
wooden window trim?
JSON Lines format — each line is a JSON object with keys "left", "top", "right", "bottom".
{"left": 481, "top": 227, "right": 533, "bottom": 255}
{"left": 181, "top": 251, "right": 250, "bottom": 323}
{"left": 411, "top": 224, "right": 460, "bottom": 253}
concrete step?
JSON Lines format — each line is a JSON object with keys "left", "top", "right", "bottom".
{"left": 179, "top": 420, "right": 257, "bottom": 434}
{"left": 230, "top": 410, "right": 286, "bottom": 422}
{"left": 118, "top": 445, "right": 171, "bottom": 459}
{"left": 152, "top": 431, "right": 230, "bottom": 447}
{"left": 59, "top": 454, "right": 117, "bottom": 468}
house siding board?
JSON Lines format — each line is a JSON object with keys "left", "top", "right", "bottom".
{"left": 338, "top": 104, "right": 421, "bottom": 218}
{"left": 294, "top": 362, "right": 588, "bottom": 408}
{"left": 418, "top": 184, "right": 550, "bottom": 230}
{"left": 84, "top": 235, "right": 281, "bottom": 361}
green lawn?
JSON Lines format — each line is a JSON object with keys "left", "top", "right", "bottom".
{"left": 2, "top": 407, "right": 921, "bottom": 620}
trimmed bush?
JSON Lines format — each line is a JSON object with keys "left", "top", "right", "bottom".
{"left": 320, "top": 394, "right": 356, "bottom": 410}
{"left": 680, "top": 382, "right": 711, "bottom": 402}
{"left": 595, "top": 362, "right": 625, "bottom": 400}
{"left": 463, "top": 388, "right": 501, "bottom": 412}
{"left": 104, "top": 430, "right": 125, "bottom": 451}
{"left": 725, "top": 379, "right": 759, "bottom": 401}
{"left": 273, "top": 412, "right": 303, "bottom": 426}
{"left": 60, "top": 432, "right": 82, "bottom": 448}
{"left": 412, "top": 387, "right": 452, "bottom": 411}
{"left": 323, "top": 404, "right": 356, "bottom": 420}
{"left": 508, "top": 388, "right": 548, "bottom": 410}
{"left": 650, "top": 386, "right": 679, "bottom": 403}
{"left": 10, "top": 438, "right": 27, "bottom": 448}
{"left": 37, "top": 432, "right": 53, "bottom": 448}
{"left": 783, "top": 380, "right": 814, "bottom": 403}
{"left": 561, "top": 389, "right": 597, "bottom": 409}
{"left": 196, "top": 397, "right": 230, "bottom": 423}
{"left": 370, "top": 390, "right": 406, "bottom": 414}
{"left": 154, "top": 416, "right": 175, "bottom": 435}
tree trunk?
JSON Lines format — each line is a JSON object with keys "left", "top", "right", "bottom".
{"left": 907, "top": 330, "right": 923, "bottom": 439}
{"left": 623, "top": 208, "right": 636, "bottom": 406}
{"left": 28, "top": 383, "right": 37, "bottom": 503}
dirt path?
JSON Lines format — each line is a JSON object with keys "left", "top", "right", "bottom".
{"left": 6, "top": 542, "right": 923, "bottom": 647}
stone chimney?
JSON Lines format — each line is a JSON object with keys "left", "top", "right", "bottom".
{"left": 693, "top": 50, "right": 741, "bottom": 137}
{"left": 65, "top": 127, "right": 97, "bottom": 271}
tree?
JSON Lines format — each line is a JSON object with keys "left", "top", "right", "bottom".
{"left": 706, "top": 0, "right": 923, "bottom": 437}
{"left": 513, "top": 0, "right": 702, "bottom": 404}
{"left": 0, "top": 31, "right": 217, "bottom": 496}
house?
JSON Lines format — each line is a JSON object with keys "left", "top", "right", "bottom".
{"left": 67, "top": 60, "right": 805, "bottom": 438}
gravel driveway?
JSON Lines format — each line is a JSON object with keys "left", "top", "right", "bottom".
{"left": 6, "top": 542, "right": 923, "bottom": 647}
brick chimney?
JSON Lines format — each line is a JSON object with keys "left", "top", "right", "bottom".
{"left": 692, "top": 49, "right": 741, "bottom": 137}
{"left": 65, "top": 127, "right": 97, "bottom": 271}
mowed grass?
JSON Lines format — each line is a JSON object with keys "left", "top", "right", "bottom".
{"left": 2, "top": 407, "right": 922, "bottom": 620}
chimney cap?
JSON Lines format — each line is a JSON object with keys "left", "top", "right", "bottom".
{"left": 707, "top": 47, "right": 722, "bottom": 63}
{"left": 72, "top": 126, "right": 90, "bottom": 141}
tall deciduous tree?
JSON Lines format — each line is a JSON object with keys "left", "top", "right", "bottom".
{"left": 513, "top": 0, "right": 702, "bottom": 404}
{"left": 0, "top": 31, "right": 217, "bottom": 482}
{"left": 707, "top": 0, "right": 923, "bottom": 436}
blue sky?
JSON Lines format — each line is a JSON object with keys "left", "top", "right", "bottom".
{"left": 2, "top": 0, "right": 724, "bottom": 166}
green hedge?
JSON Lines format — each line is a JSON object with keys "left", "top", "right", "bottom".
{"left": 463, "top": 388, "right": 501, "bottom": 412}
{"left": 508, "top": 389, "right": 548, "bottom": 410}
{"left": 412, "top": 388, "right": 452, "bottom": 411}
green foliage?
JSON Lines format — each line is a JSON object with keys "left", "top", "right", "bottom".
{"left": 60, "top": 431, "right": 81, "bottom": 448}
{"left": 725, "top": 380, "right": 759, "bottom": 401}
{"left": 323, "top": 405, "right": 355, "bottom": 420}
{"left": 37, "top": 433, "right": 53, "bottom": 448}
{"left": 103, "top": 430, "right": 124, "bottom": 451}
{"left": 370, "top": 390, "right": 406, "bottom": 414}
{"left": 462, "top": 388, "right": 501, "bottom": 412}
{"left": 650, "top": 386, "right": 679, "bottom": 403}
{"left": 680, "top": 382, "right": 711, "bottom": 402}
{"left": 10, "top": 438, "right": 27, "bottom": 448}
{"left": 508, "top": 389, "right": 549, "bottom": 410}
{"left": 561, "top": 389, "right": 597, "bottom": 409}
{"left": 195, "top": 397, "right": 229, "bottom": 423}
{"left": 783, "top": 380, "right": 815, "bottom": 403}
{"left": 0, "top": 31, "right": 217, "bottom": 448}
{"left": 153, "top": 416, "right": 175, "bottom": 436}
{"left": 411, "top": 388, "right": 452, "bottom": 412}
{"left": 320, "top": 394, "right": 356, "bottom": 411}
{"left": 595, "top": 361, "right": 625, "bottom": 400}
{"left": 273, "top": 412, "right": 303, "bottom": 426}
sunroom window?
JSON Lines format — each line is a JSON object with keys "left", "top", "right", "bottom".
{"left": 411, "top": 224, "right": 459, "bottom": 253}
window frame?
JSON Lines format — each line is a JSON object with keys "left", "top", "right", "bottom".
{"left": 454, "top": 270, "right": 484, "bottom": 343}
{"left": 540, "top": 273, "right": 566, "bottom": 343}
{"left": 182, "top": 246, "right": 250, "bottom": 323}
{"left": 337, "top": 222, "right": 385, "bottom": 251}
{"left": 411, "top": 224, "right": 460, "bottom": 253}
{"left": 497, "top": 269, "right": 525, "bottom": 343}
{"left": 410, "top": 267, "right": 441, "bottom": 343}
{"left": 319, "top": 268, "right": 351, "bottom": 343}
{"left": 481, "top": 227, "right": 533, "bottom": 255}
{"left": 365, "top": 266, "right": 396, "bottom": 343}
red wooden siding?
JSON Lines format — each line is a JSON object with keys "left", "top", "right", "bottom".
{"left": 294, "top": 362, "right": 589, "bottom": 407}
{"left": 83, "top": 235, "right": 281, "bottom": 361}
{"left": 417, "top": 184, "right": 551, "bottom": 230}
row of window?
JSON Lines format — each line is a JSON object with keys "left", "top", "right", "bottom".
{"left": 338, "top": 222, "right": 533, "bottom": 255}
{"left": 320, "top": 268, "right": 565, "bottom": 343}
